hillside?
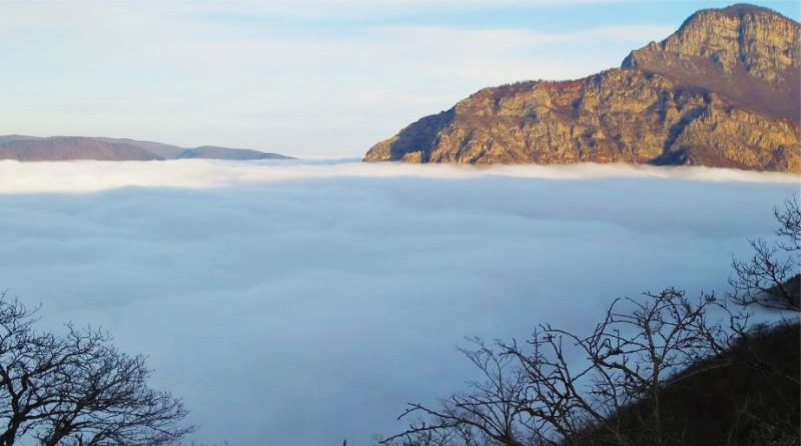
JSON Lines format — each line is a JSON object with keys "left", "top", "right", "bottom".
{"left": 573, "top": 321, "right": 800, "bottom": 446}
{"left": 364, "top": 3, "right": 801, "bottom": 172}
{"left": 0, "top": 135, "right": 293, "bottom": 161}
{"left": 95, "top": 137, "right": 187, "bottom": 159}
{"left": 0, "top": 137, "right": 162, "bottom": 161}
{"left": 176, "top": 146, "right": 293, "bottom": 160}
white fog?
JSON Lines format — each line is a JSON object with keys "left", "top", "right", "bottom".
{"left": 0, "top": 159, "right": 796, "bottom": 445}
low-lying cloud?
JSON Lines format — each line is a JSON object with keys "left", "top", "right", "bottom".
{"left": 0, "top": 160, "right": 796, "bottom": 445}
{"left": 0, "top": 159, "right": 796, "bottom": 194}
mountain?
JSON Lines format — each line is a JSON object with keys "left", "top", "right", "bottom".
{"left": 621, "top": 4, "right": 799, "bottom": 120}
{"left": 94, "top": 137, "right": 186, "bottom": 159}
{"left": 0, "top": 137, "right": 162, "bottom": 161}
{"left": 0, "top": 135, "right": 293, "bottom": 161}
{"left": 364, "top": 4, "right": 801, "bottom": 173}
{"left": 0, "top": 135, "right": 43, "bottom": 144}
{"left": 176, "top": 146, "right": 293, "bottom": 160}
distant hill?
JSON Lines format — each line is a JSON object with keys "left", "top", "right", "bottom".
{"left": 365, "top": 3, "right": 801, "bottom": 173}
{"left": 94, "top": 137, "right": 186, "bottom": 159}
{"left": 176, "top": 146, "right": 293, "bottom": 160}
{"left": 0, "top": 135, "right": 43, "bottom": 144}
{"left": 0, "top": 135, "right": 294, "bottom": 162}
{"left": 0, "top": 137, "right": 162, "bottom": 161}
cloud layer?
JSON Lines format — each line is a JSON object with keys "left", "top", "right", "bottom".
{"left": 0, "top": 160, "right": 796, "bottom": 445}
{"left": 0, "top": 159, "right": 797, "bottom": 194}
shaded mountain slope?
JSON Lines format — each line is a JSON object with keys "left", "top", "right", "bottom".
{"left": 572, "top": 321, "right": 800, "bottom": 446}
{"left": 365, "top": 4, "right": 801, "bottom": 173}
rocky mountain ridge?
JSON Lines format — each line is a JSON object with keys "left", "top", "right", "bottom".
{"left": 364, "top": 3, "right": 801, "bottom": 172}
{"left": 0, "top": 135, "right": 293, "bottom": 162}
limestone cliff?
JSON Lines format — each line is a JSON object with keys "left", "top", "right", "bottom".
{"left": 364, "top": 4, "right": 801, "bottom": 172}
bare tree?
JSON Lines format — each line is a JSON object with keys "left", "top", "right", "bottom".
{"left": 0, "top": 292, "right": 193, "bottom": 446}
{"left": 380, "top": 340, "right": 541, "bottom": 446}
{"left": 381, "top": 289, "right": 741, "bottom": 446}
{"left": 730, "top": 195, "right": 800, "bottom": 312}
{"left": 381, "top": 196, "right": 801, "bottom": 446}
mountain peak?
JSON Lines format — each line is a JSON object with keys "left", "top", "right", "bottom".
{"left": 621, "top": 2, "right": 800, "bottom": 119}
{"left": 717, "top": 3, "right": 789, "bottom": 19}
{"left": 673, "top": 3, "right": 797, "bottom": 36}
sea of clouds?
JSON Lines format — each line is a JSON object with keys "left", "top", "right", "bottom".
{"left": 0, "top": 159, "right": 797, "bottom": 445}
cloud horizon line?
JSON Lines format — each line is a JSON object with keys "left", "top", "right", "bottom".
{"left": 0, "top": 160, "right": 797, "bottom": 195}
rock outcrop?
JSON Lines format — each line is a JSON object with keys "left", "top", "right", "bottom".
{"left": 364, "top": 4, "right": 801, "bottom": 172}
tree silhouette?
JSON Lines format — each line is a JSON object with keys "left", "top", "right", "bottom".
{"left": 730, "top": 195, "right": 800, "bottom": 312}
{"left": 0, "top": 293, "right": 193, "bottom": 446}
{"left": 379, "top": 196, "right": 801, "bottom": 446}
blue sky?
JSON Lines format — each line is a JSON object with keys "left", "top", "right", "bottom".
{"left": 1, "top": 1, "right": 798, "bottom": 157}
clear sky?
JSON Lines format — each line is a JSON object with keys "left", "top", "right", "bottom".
{"left": 1, "top": 0, "right": 799, "bottom": 157}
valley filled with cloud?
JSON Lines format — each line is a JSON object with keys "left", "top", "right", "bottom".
{"left": 0, "top": 160, "right": 795, "bottom": 445}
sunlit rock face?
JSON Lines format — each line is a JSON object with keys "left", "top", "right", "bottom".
{"left": 364, "top": 4, "right": 801, "bottom": 173}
